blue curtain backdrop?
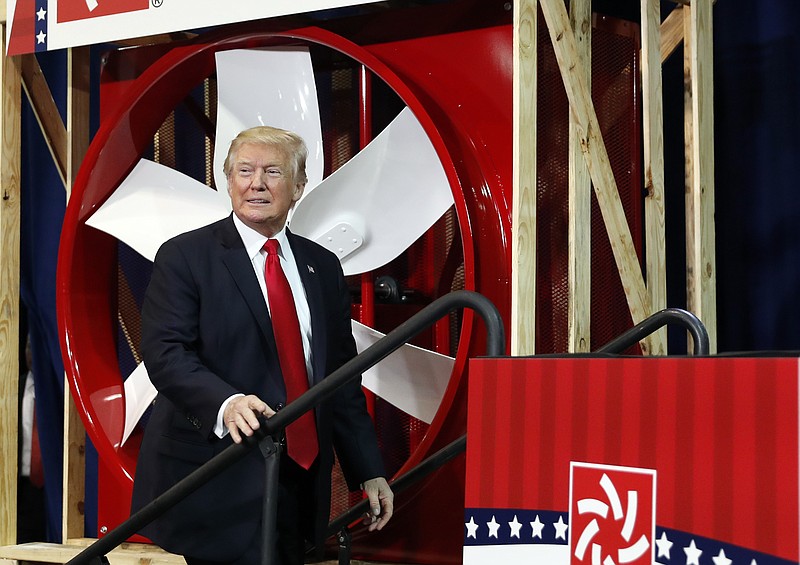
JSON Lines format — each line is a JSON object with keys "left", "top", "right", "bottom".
{"left": 16, "top": 0, "right": 800, "bottom": 543}
{"left": 20, "top": 47, "right": 99, "bottom": 542}
{"left": 713, "top": 0, "right": 800, "bottom": 351}
{"left": 20, "top": 49, "right": 67, "bottom": 542}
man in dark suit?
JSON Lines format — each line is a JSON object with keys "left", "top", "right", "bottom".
{"left": 131, "top": 126, "right": 393, "bottom": 565}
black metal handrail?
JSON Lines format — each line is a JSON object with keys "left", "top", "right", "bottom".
{"left": 323, "top": 306, "right": 709, "bottom": 564}
{"left": 326, "top": 435, "right": 467, "bottom": 538}
{"left": 66, "top": 290, "right": 504, "bottom": 565}
{"left": 596, "top": 307, "right": 709, "bottom": 355}
{"left": 67, "top": 300, "right": 706, "bottom": 564}
{"left": 325, "top": 436, "right": 468, "bottom": 565}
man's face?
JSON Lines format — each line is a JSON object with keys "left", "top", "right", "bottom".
{"left": 227, "top": 142, "right": 305, "bottom": 237}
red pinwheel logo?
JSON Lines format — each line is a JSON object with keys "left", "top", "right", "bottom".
{"left": 569, "top": 463, "right": 656, "bottom": 565}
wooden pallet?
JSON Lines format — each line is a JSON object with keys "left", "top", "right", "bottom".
{"left": 0, "top": 539, "right": 388, "bottom": 565}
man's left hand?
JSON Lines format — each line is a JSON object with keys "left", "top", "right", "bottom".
{"left": 361, "top": 477, "right": 394, "bottom": 531}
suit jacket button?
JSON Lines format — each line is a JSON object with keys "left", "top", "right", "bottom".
{"left": 275, "top": 403, "right": 284, "bottom": 411}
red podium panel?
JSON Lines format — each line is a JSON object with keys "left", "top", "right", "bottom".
{"left": 465, "top": 357, "right": 799, "bottom": 564}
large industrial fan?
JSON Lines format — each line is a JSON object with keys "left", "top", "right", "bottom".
{"left": 57, "top": 3, "right": 642, "bottom": 562}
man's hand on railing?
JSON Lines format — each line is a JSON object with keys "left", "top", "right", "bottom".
{"left": 361, "top": 477, "right": 394, "bottom": 531}
{"left": 223, "top": 394, "right": 276, "bottom": 444}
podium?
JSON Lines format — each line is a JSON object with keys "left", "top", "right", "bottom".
{"left": 464, "top": 357, "right": 798, "bottom": 565}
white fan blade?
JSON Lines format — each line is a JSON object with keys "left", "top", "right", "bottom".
{"left": 121, "top": 317, "right": 456, "bottom": 445}
{"left": 289, "top": 106, "right": 454, "bottom": 276}
{"left": 110, "top": 50, "right": 457, "bottom": 440}
{"left": 214, "top": 47, "right": 324, "bottom": 192}
{"left": 353, "top": 320, "right": 454, "bottom": 424}
{"left": 85, "top": 159, "right": 231, "bottom": 261}
{"left": 121, "top": 362, "right": 157, "bottom": 446}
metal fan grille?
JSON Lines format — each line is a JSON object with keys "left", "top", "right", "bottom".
{"left": 535, "top": 13, "right": 643, "bottom": 354}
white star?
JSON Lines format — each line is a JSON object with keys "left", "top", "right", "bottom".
{"left": 465, "top": 516, "right": 478, "bottom": 539}
{"left": 553, "top": 515, "right": 568, "bottom": 540}
{"left": 751, "top": 560, "right": 759, "bottom": 565}
{"left": 36, "top": 7, "right": 46, "bottom": 20}
{"left": 684, "top": 540, "right": 703, "bottom": 565}
{"left": 655, "top": 531, "right": 673, "bottom": 559}
{"left": 530, "top": 515, "right": 545, "bottom": 539}
{"left": 36, "top": 30, "right": 46, "bottom": 44}
{"left": 487, "top": 515, "right": 500, "bottom": 538}
{"left": 509, "top": 515, "right": 522, "bottom": 538}
{"left": 712, "top": 549, "right": 732, "bottom": 565}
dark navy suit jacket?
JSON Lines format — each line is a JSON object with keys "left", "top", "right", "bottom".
{"left": 130, "top": 215, "right": 384, "bottom": 560}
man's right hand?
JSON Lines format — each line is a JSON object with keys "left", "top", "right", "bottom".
{"left": 223, "top": 394, "right": 276, "bottom": 443}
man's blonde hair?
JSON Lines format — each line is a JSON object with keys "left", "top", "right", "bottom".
{"left": 223, "top": 126, "right": 308, "bottom": 184}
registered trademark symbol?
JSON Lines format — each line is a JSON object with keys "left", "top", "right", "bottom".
{"left": 152, "top": 0, "right": 163, "bottom": 7}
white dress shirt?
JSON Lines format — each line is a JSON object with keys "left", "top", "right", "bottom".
{"left": 214, "top": 215, "right": 315, "bottom": 437}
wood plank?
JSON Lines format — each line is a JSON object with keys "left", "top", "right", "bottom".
{"left": 661, "top": 4, "right": 685, "bottom": 63}
{"left": 0, "top": 23, "right": 22, "bottom": 548}
{"left": 511, "top": 0, "right": 538, "bottom": 356}
{"left": 539, "top": 0, "right": 653, "bottom": 350}
{"left": 20, "top": 54, "right": 67, "bottom": 188}
{"left": 61, "top": 46, "right": 91, "bottom": 542}
{"left": 685, "top": 0, "right": 717, "bottom": 352}
{"left": 67, "top": 46, "right": 90, "bottom": 197}
{"left": 62, "top": 391, "right": 86, "bottom": 542}
{"left": 566, "top": 0, "right": 591, "bottom": 353}
{"left": 683, "top": 0, "right": 694, "bottom": 348}
{"left": 0, "top": 539, "right": 185, "bottom": 564}
{"left": 0, "top": 539, "right": 404, "bottom": 565}
{"left": 641, "top": 0, "right": 667, "bottom": 354}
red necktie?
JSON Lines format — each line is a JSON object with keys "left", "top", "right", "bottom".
{"left": 263, "top": 239, "right": 318, "bottom": 470}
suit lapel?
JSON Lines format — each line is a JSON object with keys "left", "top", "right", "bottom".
{"left": 214, "top": 221, "right": 327, "bottom": 383}
{"left": 215, "top": 217, "right": 277, "bottom": 348}
{"left": 288, "top": 230, "right": 328, "bottom": 384}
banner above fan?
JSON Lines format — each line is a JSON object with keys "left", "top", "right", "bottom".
{"left": 5, "top": 0, "right": 382, "bottom": 55}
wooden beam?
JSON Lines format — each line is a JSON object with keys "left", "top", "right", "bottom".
{"left": 641, "top": 0, "right": 668, "bottom": 354}
{"left": 62, "top": 46, "right": 91, "bottom": 542}
{"left": 62, "top": 378, "right": 86, "bottom": 542}
{"left": 661, "top": 5, "right": 685, "bottom": 63}
{"left": 511, "top": 0, "right": 538, "bottom": 356}
{"left": 20, "top": 53, "right": 68, "bottom": 187}
{"left": 112, "top": 31, "right": 198, "bottom": 48}
{"left": 0, "top": 23, "right": 22, "bottom": 547}
{"left": 539, "top": 0, "right": 653, "bottom": 351}
{"left": 566, "top": 0, "right": 591, "bottom": 353}
{"left": 0, "top": 538, "right": 185, "bottom": 563}
{"left": 67, "top": 46, "right": 90, "bottom": 196}
{"left": 685, "top": 0, "right": 717, "bottom": 352}
{"left": 683, "top": 0, "right": 694, "bottom": 349}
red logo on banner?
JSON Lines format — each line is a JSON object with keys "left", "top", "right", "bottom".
{"left": 570, "top": 463, "right": 656, "bottom": 565}
{"left": 57, "top": 0, "right": 149, "bottom": 23}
